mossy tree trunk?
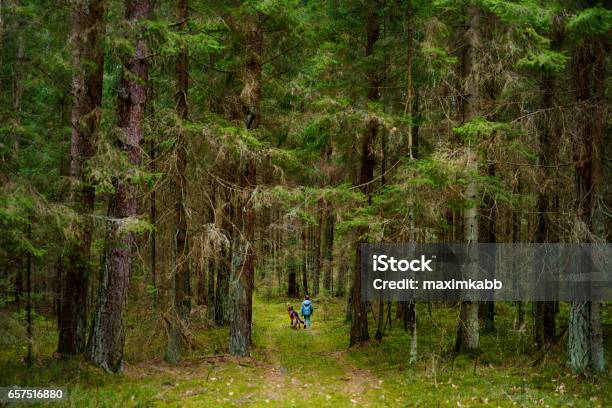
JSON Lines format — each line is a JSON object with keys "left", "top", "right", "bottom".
{"left": 455, "top": 1, "right": 480, "bottom": 353}
{"left": 229, "top": 11, "right": 261, "bottom": 356}
{"left": 88, "top": 0, "right": 150, "bottom": 373}
{"left": 58, "top": 0, "right": 105, "bottom": 356}
{"left": 568, "top": 30, "right": 606, "bottom": 374}
{"left": 166, "top": 0, "right": 191, "bottom": 363}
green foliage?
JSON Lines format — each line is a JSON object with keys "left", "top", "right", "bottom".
{"left": 453, "top": 117, "right": 515, "bottom": 141}
{"left": 567, "top": 7, "right": 612, "bottom": 38}
{"left": 121, "top": 217, "right": 154, "bottom": 235}
{"left": 517, "top": 49, "right": 568, "bottom": 74}
{"left": 482, "top": 0, "right": 553, "bottom": 31}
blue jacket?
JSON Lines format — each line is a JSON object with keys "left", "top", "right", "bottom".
{"left": 301, "top": 300, "right": 313, "bottom": 317}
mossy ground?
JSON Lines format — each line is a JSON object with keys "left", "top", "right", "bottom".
{"left": 0, "top": 297, "right": 610, "bottom": 407}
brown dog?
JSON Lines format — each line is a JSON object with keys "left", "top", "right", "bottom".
{"left": 287, "top": 305, "right": 304, "bottom": 329}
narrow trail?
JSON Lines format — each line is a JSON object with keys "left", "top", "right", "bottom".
{"left": 251, "top": 298, "right": 381, "bottom": 406}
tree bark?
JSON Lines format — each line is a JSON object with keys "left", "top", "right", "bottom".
{"left": 197, "top": 266, "right": 207, "bottom": 305}
{"left": 404, "top": 0, "right": 415, "bottom": 159}
{"left": 480, "top": 163, "right": 496, "bottom": 333}
{"left": 88, "top": 0, "right": 150, "bottom": 373}
{"left": 215, "top": 197, "right": 232, "bottom": 325}
{"left": 301, "top": 224, "right": 309, "bottom": 295}
{"left": 149, "top": 139, "right": 157, "bottom": 315}
{"left": 568, "top": 31, "right": 606, "bottom": 374}
{"left": 166, "top": 0, "right": 190, "bottom": 364}
{"left": 534, "top": 45, "right": 561, "bottom": 348}
{"left": 58, "top": 0, "right": 105, "bottom": 356}
{"left": 229, "top": 12, "right": 261, "bottom": 356}
{"left": 349, "top": 2, "right": 380, "bottom": 346}
{"left": 287, "top": 266, "right": 297, "bottom": 297}
{"left": 25, "top": 220, "right": 32, "bottom": 366}
{"left": 312, "top": 200, "right": 322, "bottom": 296}
{"left": 455, "top": 2, "right": 480, "bottom": 353}
{"left": 214, "top": 245, "right": 230, "bottom": 325}
{"left": 323, "top": 207, "right": 334, "bottom": 293}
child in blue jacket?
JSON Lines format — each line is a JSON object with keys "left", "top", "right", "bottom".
{"left": 301, "top": 295, "right": 314, "bottom": 328}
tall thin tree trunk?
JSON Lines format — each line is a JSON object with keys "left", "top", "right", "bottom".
{"left": 215, "top": 194, "right": 232, "bottom": 325}
{"left": 58, "top": 0, "right": 105, "bottom": 355}
{"left": 534, "top": 62, "right": 560, "bottom": 348}
{"left": 288, "top": 266, "right": 297, "bottom": 297}
{"left": 404, "top": 0, "right": 414, "bottom": 159}
{"left": 166, "top": 0, "right": 191, "bottom": 364}
{"left": 375, "top": 125, "right": 388, "bottom": 342}
{"left": 197, "top": 266, "right": 207, "bottom": 305}
{"left": 10, "top": 2, "right": 24, "bottom": 310}
{"left": 568, "top": 32, "right": 606, "bottom": 374}
{"left": 349, "top": 1, "right": 380, "bottom": 346}
{"left": 215, "top": 245, "right": 230, "bottom": 325}
{"left": 455, "top": 2, "right": 480, "bottom": 353}
{"left": 313, "top": 200, "right": 322, "bottom": 296}
{"left": 350, "top": 116, "right": 377, "bottom": 346}
{"left": 480, "top": 163, "right": 496, "bottom": 332}
{"left": 323, "top": 207, "right": 334, "bottom": 293}
{"left": 512, "top": 181, "right": 525, "bottom": 329}
{"left": 26, "top": 220, "right": 32, "bottom": 366}
{"left": 0, "top": 1, "right": 4, "bottom": 72}
{"left": 229, "top": 12, "right": 261, "bottom": 356}
{"left": 207, "top": 260, "right": 215, "bottom": 319}
{"left": 207, "top": 182, "right": 217, "bottom": 321}
{"left": 88, "top": 0, "right": 150, "bottom": 373}
{"left": 301, "top": 224, "right": 309, "bottom": 295}
{"left": 150, "top": 139, "right": 157, "bottom": 315}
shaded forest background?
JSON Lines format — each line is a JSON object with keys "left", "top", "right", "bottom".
{"left": 0, "top": 0, "right": 610, "bottom": 392}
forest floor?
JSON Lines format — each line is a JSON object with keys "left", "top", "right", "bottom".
{"left": 0, "top": 296, "right": 610, "bottom": 407}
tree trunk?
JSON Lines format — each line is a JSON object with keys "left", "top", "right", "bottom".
{"left": 568, "top": 31, "right": 606, "bottom": 374}
{"left": 197, "top": 266, "right": 207, "bottom": 305}
{"left": 336, "top": 264, "right": 345, "bottom": 297}
{"left": 288, "top": 267, "right": 297, "bottom": 297}
{"left": 25, "top": 220, "right": 32, "bottom": 366}
{"left": 149, "top": 139, "right": 157, "bottom": 315}
{"left": 214, "top": 245, "right": 230, "bottom": 325}
{"left": 404, "top": 0, "right": 415, "bottom": 159}
{"left": 455, "top": 2, "right": 480, "bottom": 353}
{"left": 349, "top": 2, "right": 380, "bottom": 346}
{"left": 301, "top": 224, "right": 309, "bottom": 295}
{"left": 58, "top": 0, "right": 105, "bottom": 356}
{"left": 0, "top": 0, "right": 4, "bottom": 72}
{"left": 167, "top": 0, "right": 190, "bottom": 364}
{"left": 374, "top": 294, "right": 384, "bottom": 341}
{"left": 534, "top": 52, "right": 561, "bottom": 348}
{"left": 206, "top": 182, "right": 217, "bottom": 321}
{"left": 229, "top": 12, "right": 261, "bottom": 356}
{"left": 568, "top": 302, "right": 590, "bottom": 372}
{"left": 88, "top": 0, "right": 150, "bottom": 373}
{"left": 207, "top": 259, "right": 215, "bottom": 320}
{"left": 215, "top": 194, "right": 232, "bottom": 326}
{"left": 323, "top": 206, "right": 334, "bottom": 293}
{"left": 512, "top": 180, "right": 524, "bottom": 329}
{"left": 312, "top": 201, "right": 322, "bottom": 296}
{"left": 350, "top": 116, "right": 377, "bottom": 346}
{"left": 480, "top": 164, "right": 496, "bottom": 332}
{"left": 408, "top": 301, "right": 417, "bottom": 364}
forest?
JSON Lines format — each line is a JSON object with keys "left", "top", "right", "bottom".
{"left": 0, "top": 0, "right": 610, "bottom": 406}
